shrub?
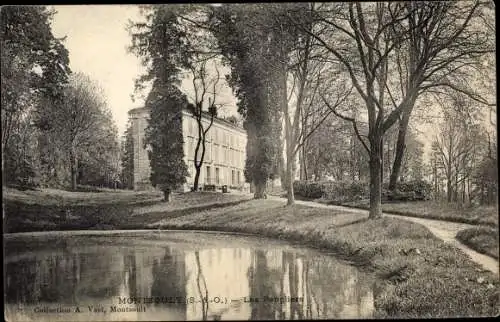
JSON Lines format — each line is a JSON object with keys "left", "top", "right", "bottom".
{"left": 293, "top": 180, "right": 369, "bottom": 202}
{"left": 293, "top": 181, "right": 324, "bottom": 199}
{"left": 385, "top": 180, "right": 432, "bottom": 201}
{"left": 323, "top": 181, "right": 369, "bottom": 203}
{"left": 294, "top": 179, "right": 432, "bottom": 203}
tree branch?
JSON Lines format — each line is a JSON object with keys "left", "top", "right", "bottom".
{"left": 319, "top": 92, "right": 370, "bottom": 153}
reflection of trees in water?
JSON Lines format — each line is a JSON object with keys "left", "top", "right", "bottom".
{"left": 302, "top": 259, "right": 316, "bottom": 319}
{"left": 124, "top": 251, "right": 137, "bottom": 298}
{"left": 286, "top": 252, "right": 304, "bottom": 320}
{"left": 5, "top": 248, "right": 158, "bottom": 303}
{"left": 305, "top": 256, "right": 373, "bottom": 318}
{"left": 279, "top": 253, "right": 286, "bottom": 320}
{"left": 194, "top": 251, "right": 208, "bottom": 320}
{"left": 5, "top": 251, "right": 123, "bottom": 304}
{"left": 75, "top": 252, "right": 122, "bottom": 298}
{"left": 244, "top": 250, "right": 373, "bottom": 320}
{"left": 5, "top": 260, "right": 39, "bottom": 303}
{"left": 247, "top": 250, "right": 281, "bottom": 320}
{"left": 151, "top": 246, "right": 187, "bottom": 321}
{"left": 151, "top": 247, "right": 187, "bottom": 300}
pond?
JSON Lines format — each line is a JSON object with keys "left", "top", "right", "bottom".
{"left": 4, "top": 230, "right": 375, "bottom": 321}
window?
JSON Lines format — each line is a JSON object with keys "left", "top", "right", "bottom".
{"left": 188, "top": 138, "right": 193, "bottom": 159}
{"left": 190, "top": 119, "right": 195, "bottom": 136}
{"left": 206, "top": 166, "right": 211, "bottom": 184}
{"left": 206, "top": 144, "right": 211, "bottom": 162}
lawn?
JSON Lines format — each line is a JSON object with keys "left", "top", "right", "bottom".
{"left": 150, "top": 199, "right": 499, "bottom": 318}
{"left": 314, "top": 197, "right": 499, "bottom": 260}
{"left": 3, "top": 187, "right": 252, "bottom": 233}
{"left": 3, "top": 186, "right": 163, "bottom": 207}
{"left": 456, "top": 226, "right": 499, "bottom": 259}
{"left": 333, "top": 199, "right": 498, "bottom": 228}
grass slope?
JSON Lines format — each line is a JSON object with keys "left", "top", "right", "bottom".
{"left": 456, "top": 226, "right": 500, "bottom": 259}
{"left": 338, "top": 199, "right": 499, "bottom": 227}
{"left": 3, "top": 188, "right": 252, "bottom": 233}
{"left": 150, "top": 199, "right": 499, "bottom": 318}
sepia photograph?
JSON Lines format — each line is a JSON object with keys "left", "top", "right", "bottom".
{"left": 2, "top": 2, "right": 498, "bottom": 321}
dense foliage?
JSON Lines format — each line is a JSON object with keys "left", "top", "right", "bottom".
{"left": 294, "top": 179, "right": 432, "bottom": 203}
{"left": 120, "top": 122, "right": 135, "bottom": 189}
{"left": 144, "top": 84, "right": 189, "bottom": 198}
{"left": 2, "top": 6, "right": 121, "bottom": 190}
{"left": 128, "top": 5, "right": 192, "bottom": 199}
{"left": 1, "top": 6, "right": 70, "bottom": 188}
{"left": 209, "top": 4, "right": 291, "bottom": 197}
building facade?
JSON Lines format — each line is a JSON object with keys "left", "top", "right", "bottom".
{"left": 128, "top": 107, "right": 247, "bottom": 191}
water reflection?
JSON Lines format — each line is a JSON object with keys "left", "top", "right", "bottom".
{"left": 4, "top": 232, "right": 374, "bottom": 321}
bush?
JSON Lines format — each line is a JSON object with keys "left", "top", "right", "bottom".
{"left": 385, "top": 180, "right": 432, "bottom": 201}
{"left": 293, "top": 181, "right": 324, "bottom": 199}
{"left": 293, "top": 180, "right": 369, "bottom": 203}
{"left": 294, "top": 179, "right": 432, "bottom": 203}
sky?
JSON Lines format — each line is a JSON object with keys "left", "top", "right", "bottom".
{"left": 51, "top": 5, "right": 145, "bottom": 136}
{"left": 50, "top": 5, "right": 237, "bottom": 137}
{"left": 49, "top": 5, "right": 494, "bottom": 161}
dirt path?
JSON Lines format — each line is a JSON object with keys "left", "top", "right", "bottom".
{"left": 271, "top": 196, "right": 499, "bottom": 275}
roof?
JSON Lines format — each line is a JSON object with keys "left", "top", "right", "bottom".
{"left": 128, "top": 107, "right": 149, "bottom": 115}
{"left": 128, "top": 106, "right": 245, "bottom": 133}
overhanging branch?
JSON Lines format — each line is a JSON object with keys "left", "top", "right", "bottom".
{"left": 319, "top": 92, "right": 370, "bottom": 153}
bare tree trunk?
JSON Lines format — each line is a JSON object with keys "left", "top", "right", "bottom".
{"left": 380, "top": 138, "right": 384, "bottom": 186}
{"left": 163, "top": 188, "right": 171, "bottom": 202}
{"left": 447, "top": 178, "right": 452, "bottom": 203}
{"left": 351, "top": 136, "right": 356, "bottom": 182}
{"left": 193, "top": 164, "right": 201, "bottom": 191}
{"left": 433, "top": 159, "right": 439, "bottom": 200}
{"left": 369, "top": 135, "right": 383, "bottom": 219}
{"left": 70, "top": 145, "right": 78, "bottom": 191}
{"left": 279, "top": 155, "right": 287, "bottom": 189}
{"left": 454, "top": 170, "right": 459, "bottom": 202}
{"left": 286, "top": 152, "right": 295, "bottom": 206}
{"left": 389, "top": 115, "right": 410, "bottom": 190}
{"left": 254, "top": 180, "right": 267, "bottom": 199}
{"left": 300, "top": 145, "right": 308, "bottom": 181}
{"left": 460, "top": 176, "right": 464, "bottom": 205}
{"left": 467, "top": 177, "right": 472, "bottom": 206}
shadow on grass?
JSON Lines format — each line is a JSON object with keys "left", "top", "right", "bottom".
{"left": 3, "top": 198, "right": 252, "bottom": 233}
{"left": 335, "top": 217, "right": 370, "bottom": 228}
{"left": 456, "top": 227, "right": 499, "bottom": 260}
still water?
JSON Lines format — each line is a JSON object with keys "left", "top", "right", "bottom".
{"left": 4, "top": 230, "right": 375, "bottom": 321}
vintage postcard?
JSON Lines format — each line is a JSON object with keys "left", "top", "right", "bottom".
{"left": 2, "top": 3, "right": 498, "bottom": 321}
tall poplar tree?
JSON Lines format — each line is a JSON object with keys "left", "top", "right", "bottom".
{"left": 144, "top": 83, "right": 189, "bottom": 201}
{"left": 128, "top": 5, "right": 190, "bottom": 200}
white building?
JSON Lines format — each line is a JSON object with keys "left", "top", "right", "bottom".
{"left": 128, "top": 107, "right": 247, "bottom": 191}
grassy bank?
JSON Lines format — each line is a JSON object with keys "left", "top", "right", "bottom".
{"left": 314, "top": 198, "right": 499, "bottom": 228}
{"left": 456, "top": 227, "right": 499, "bottom": 259}
{"left": 149, "top": 199, "right": 499, "bottom": 318}
{"left": 3, "top": 186, "right": 164, "bottom": 206}
{"left": 3, "top": 188, "right": 252, "bottom": 233}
